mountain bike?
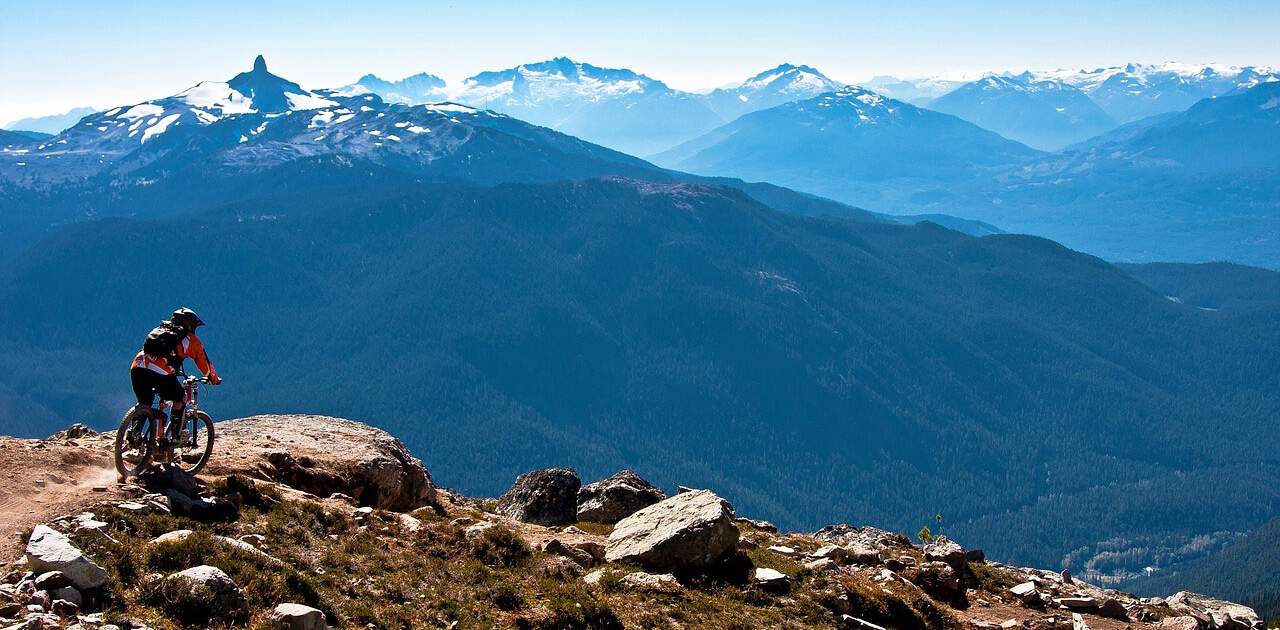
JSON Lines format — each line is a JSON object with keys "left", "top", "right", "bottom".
{"left": 114, "top": 374, "right": 216, "bottom": 480}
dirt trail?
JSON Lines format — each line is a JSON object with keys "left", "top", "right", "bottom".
{"left": 0, "top": 433, "right": 122, "bottom": 559}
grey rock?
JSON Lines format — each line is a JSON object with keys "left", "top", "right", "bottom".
{"left": 495, "top": 468, "right": 581, "bottom": 526}
{"left": 618, "top": 571, "right": 681, "bottom": 593}
{"left": 23, "top": 526, "right": 107, "bottom": 591}
{"left": 269, "top": 603, "right": 328, "bottom": 630}
{"left": 605, "top": 489, "right": 738, "bottom": 572}
{"left": 754, "top": 567, "right": 790, "bottom": 593}
{"left": 576, "top": 469, "right": 665, "bottom": 524}
{"left": 163, "top": 565, "right": 247, "bottom": 620}
{"left": 49, "top": 585, "right": 80, "bottom": 607}
{"left": 30, "top": 573, "right": 67, "bottom": 592}
{"left": 923, "top": 536, "right": 967, "bottom": 569}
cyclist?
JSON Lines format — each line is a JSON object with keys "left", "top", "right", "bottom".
{"left": 130, "top": 307, "right": 221, "bottom": 445}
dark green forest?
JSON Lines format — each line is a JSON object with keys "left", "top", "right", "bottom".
{"left": 1, "top": 166, "right": 1277, "bottom": 580}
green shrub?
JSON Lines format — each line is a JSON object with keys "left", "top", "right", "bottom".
{"left": 468, "top": 525, "right": 532, "bottom": 567}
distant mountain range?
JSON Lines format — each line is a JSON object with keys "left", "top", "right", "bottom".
{"left": 651, "top": 85, "right": 1042, "bottom": 210}
{"left": 928, "top": 73, "right": 1116, "bottom": 150}
{"left": 341, "top": 59, "right": 845, "bottom": 156}
{"left": 3, "top": 106, "right": 97, "bottom": 135}
{"left": 1035, "top": 61, "right": 1279, "bottom": 123}
{"left": 651, "top": 74, "right": 1280, "bottom": 268}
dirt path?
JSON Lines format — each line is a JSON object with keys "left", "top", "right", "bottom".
{"left": 0, "top": 434, "right": 122, "bottom": 560}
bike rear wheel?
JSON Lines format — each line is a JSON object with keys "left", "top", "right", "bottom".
{"left": 114, "top": 406, "right": 156, "bottom": 481}
{"left": 173, "top": 410, "right": 215, "bottom": 476}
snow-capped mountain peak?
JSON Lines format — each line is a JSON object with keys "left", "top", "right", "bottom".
{"left": 703, "top": 63, "right": 843, "bottom": 121}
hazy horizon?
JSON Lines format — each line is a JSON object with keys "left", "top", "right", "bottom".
{"left": 3, "top": 0, "right": 1279, "bottom": 125}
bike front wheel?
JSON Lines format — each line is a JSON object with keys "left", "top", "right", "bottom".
{"left": 173, "top": 410, "right": 215, "bottom": 476}
{"left": 114, "top": 406, "right": 156, "bottom": 481}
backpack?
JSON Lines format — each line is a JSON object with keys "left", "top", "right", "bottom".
{"left": 142, "top": 322, "right": 184, "bottom": 359}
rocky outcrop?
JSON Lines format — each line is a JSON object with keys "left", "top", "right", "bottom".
{"left": 206, "top": 415, "right": 437, "bottom": 511}
{"left": 23, "top": 525, "right": 107, "bottom": 591}
{"left": 495, "top": 468, "right": 581, "bottom": 526}
{"left": 577, "top": 469, "right": 666, "bottom": 524}
{"left": 605, "top": 489, "right": 739, "bottom": 572}
{"left": 1165, "top": 591, "right": 1264, "bottom": 629}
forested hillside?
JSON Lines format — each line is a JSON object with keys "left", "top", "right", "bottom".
{"left": 0, "top": 167, "right": 1277, "bottom": 580}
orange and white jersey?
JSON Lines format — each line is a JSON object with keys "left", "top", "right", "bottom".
{"left": 131, "top": 351, "right": 175, "bottom": 375}
{"left": 130, "top": 332, "right": 216, "bottom": 377}
{"left": 178, "top": 333, "right": 215, "bottom": 376}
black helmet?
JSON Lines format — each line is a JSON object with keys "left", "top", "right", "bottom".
{"left": 171, "top": 307, "right": 205, "bottom": 331}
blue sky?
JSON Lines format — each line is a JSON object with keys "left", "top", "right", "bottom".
{"left": 2, "top": 0, "right": 1278, "bottom": 124}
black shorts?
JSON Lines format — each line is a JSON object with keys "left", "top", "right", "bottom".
{"left": 130, "top": 367, "right": 182, "bottom": 406}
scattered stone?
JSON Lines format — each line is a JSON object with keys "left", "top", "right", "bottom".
{"left": 1056, "top": 597, "right": 1098, "bottom": 611}
{"left": 1061, "top": 569, "right": 1073, "bottom": 584}
{"left": 766, "top": 545, "right": 797, "bottom": 556}
{"left": 48, "top": 585, "right": 80, "bottom": 607}
{"left": 463, "top": 522, "right": 496, "bottom": 541}
{"left": 163, "top": 565, "right": 248, "bottom": 620}
{"left": 50, "top": 597, "right": 79, "bottom": 616}
{"left": 576, "top": 469, "right": 666, "bottom": 524}
{"left": 540, "top": 555, "right": 584, "bottom": 580}
{"left": 328, "top": 493, "right": 357, "bottom": 505}
{"left": 1000, "top": 620, "right": 1020, "bottom": 630}
{"left": 1154, "top": 617, "right": 1200, "bottom": 630}
{"left": 1071, "top": 612, "right": 1088, "bottom": 630}
{"left": 910, "top": 561, "right": 961, "bottom": 603}
{"left": 494, "top": 468, "right": 581, "bottom": 526}
{"left": 754, "top": 567, "right": 791, "bottom": 593}
{"left": 269, "top": 603, "right": 328, "bottom": 630}
{"left": 1010, "top": 581, "right": 1039, "bottom": 600}
{"left": 735, "top": 517, "right": 778, "bottom": 533}
{"left": 676, "top": 485, "right": 695, "bottom": 494}
{"left": 115, "top": 502, "right": 149, "bottom": 514}
{"left": 605, "top": 489, "right": 739, "bottom": 572}
{"left": 397, "top": 513, "right": 422, "bottom": 533}
{"left": 239, "top": 534, "right": 267, "bottom": 547}
{"left": 815, "top": 524, "right": 913, "bottom": 551}
{"left": 804, "top": 558, "right": 836, "bottom": 573}
{"left": 31, "top": 572, "right": 67, "bottom": 592}
{"left": 619, "top": 571, "right": 682, "bottom": 593}
{"left": 542, "top": 539, "right": 596, "bottom": 568}
{"left": 1096, "top": 598, "right": 1128, "bottom": 619}
{"left": 23, "top": 526, "right": 107, "bottom": 591}
{"left": 581, "top": 569, "right": 608, "bottom": 586}
{"left": 809, "top": 544, "right": 850, "bottom": 563}
{"left": 966, "top": 548, "right": 986, "bottom": 563}
{"left": 923, "top": 536, "right": 967, "bottom": 569}
{"left": 52, "top": 424, "right": 96, "bottom": 440}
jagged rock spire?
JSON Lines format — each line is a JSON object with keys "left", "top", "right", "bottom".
{"left": 253, "top": 54, "right": 268, "bottom": 73}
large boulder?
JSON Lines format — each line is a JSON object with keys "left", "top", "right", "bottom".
{"left": 206, "top": 415, "right": 437, "bottom": 511}
{"left": 577, "top": 469, "right": 667, "bottom": 524}
{"left": 23, "top": 526, "right": 107, "bottom": 591}
{"left": 605, "top": 489, "right": 739, "bottom": 572}
{"left": 495, "top": 468, "right": 581, "bottom": 526}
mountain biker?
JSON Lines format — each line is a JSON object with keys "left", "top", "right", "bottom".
{"left": 130, "top": 308, "right": 221, "bottom": 440}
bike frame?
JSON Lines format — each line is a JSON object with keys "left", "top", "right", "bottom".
{"left": 153, "top": 375, "right": 209, "bottom": 448}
